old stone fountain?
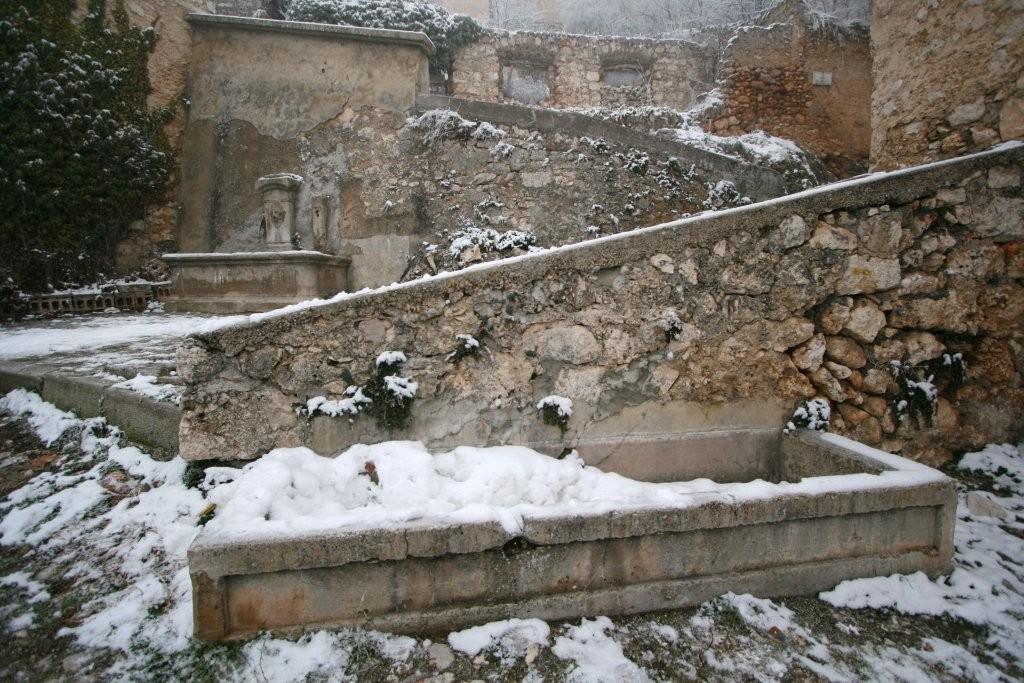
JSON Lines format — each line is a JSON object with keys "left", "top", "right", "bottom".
{"left": 163, "top": 173, "right": 350, "bottom": 313}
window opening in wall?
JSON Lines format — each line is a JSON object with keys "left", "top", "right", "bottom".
{"left": 429, "top": 69, "right": 449, "bottom": 95}
{"left": 501, "top": 63, "right": 551, "bottom": 104}
{"left": 812, "top": 71, "right": 833, "bottom": 86}
{"left": 601, "top": 65, "right": 647, "bottom": 87}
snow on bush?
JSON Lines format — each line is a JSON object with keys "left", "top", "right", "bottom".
{"left": 306, "top": 351, "right": 417, "bottom": 429}
{"left": 445, "top": 222, "right": 537, "bottom": 259}
{"left": 376, "top": 350, "right": 408, "bottom": 368}
{"left": 0, "top": 4, "right": 171, "bottom": 292}
{"left": 282, "top": 0, "right": 483, "bottom": 73}
{"left": 408, "top": 109, "right": 504, "bottom": 146}
{"left": 888, "top": 353, "right": 966, "bottom": 428}
{"left": 305, "top": 386, "right": 372, "bottom": 418}
{"left": 704, "top": 179, "right": 750, "bottom": 209}
{"left": 537, "top": 395, "right": 572, "bottom": 433}
{"left": 660, "top": 308, "right": 683, "bottom": 342}
{"left": 446, "top": 333, "right": 481, "bottom": 363}
{"left": 383, "top": 374, "right": 418, "bottom": 399}
{"left": 783, "top": 397, "right": 831, "bottom": 434}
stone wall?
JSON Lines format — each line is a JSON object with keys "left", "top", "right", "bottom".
{"left": 702, "top": 11, "right": 872, "bottom": 177}
{"left": 176, "top": 145, "right": 1024, "bottom": 467}
{"left": 449, "top": 30, "right": 716, "bottom": 111}
{"left": 871, "top": 0, "right": 1024, "bottom": 170}
{"left": 176, "top": 17, "right": 783, "bottom": 291}
{"left": 176, "top": 14, "right": 433, "bottom": 284}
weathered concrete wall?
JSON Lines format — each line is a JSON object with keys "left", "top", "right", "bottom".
{"left": 177, "top": 145, "right": 1024, "bottom": 466}
{"left": 871, "top": 0, "right": 1024, "bottom": 170}
{"left": 450, "top": 30, "right": 716, "bottom": 110}
{"left": 702, "top": 10, "right": 872, "bottom": 177}
{"left": 176, "top": 15, "right": 433, "bottom": 268}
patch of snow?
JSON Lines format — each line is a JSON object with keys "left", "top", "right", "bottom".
{"left": 552, "top": 616, "right": 651, "bottom": 682}
{"left": 448, "top": 618, "right": 550, "bottom": 657}
{"left": 0, "top": 389, "right": 79, "bottom": 446}
{"left": 1, "top": 571, "right": 51, "bottom": 603}
{"left": 821, "top": 441, "right": 1024, "bottom": 667}
{"left": 0, "top": 312, "right": 241, "bottom": 360}
{"left": 111, "top": 374, "right": 180, "bottom": 403}
{"left": 7, "top": 612, "right": 34, "bottom": 631}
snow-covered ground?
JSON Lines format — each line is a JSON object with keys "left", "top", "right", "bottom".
{"left": 0, "top": 311, "right": 241, "bottom": 405}
{"left": 0, "top": 311, "right": 239, "bottom": 362}
{"left": 0, "top": 389, "right": 1022, "bottom": 681}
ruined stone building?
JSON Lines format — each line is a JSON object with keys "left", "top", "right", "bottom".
{"left": 73, "top": 0, "right": 1022, "bottom": 469}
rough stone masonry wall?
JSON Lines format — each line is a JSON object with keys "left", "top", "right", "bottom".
{"left": 177, "top": 145, "right": 1024, "bottom": 466}
{"left": 177, "top": 17, "right": 773, "bottom": 291}
{"left": 871, "top": 0, "right": 1024, "bottom": 170}
{"left": 450, "top": 30, "right": 716, "bottom": 111}
{"left": 703, "top": 19, "right": 872, "bottom": 178}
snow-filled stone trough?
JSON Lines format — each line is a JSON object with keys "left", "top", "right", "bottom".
{"left": 188, "top": 430, "right": 955, "bottom": 641}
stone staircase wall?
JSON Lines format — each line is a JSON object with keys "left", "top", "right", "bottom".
{"left": 177, "top": 144, "right": 1024, "bottom": 465}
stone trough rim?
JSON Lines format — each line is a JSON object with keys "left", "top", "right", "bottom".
{"left": 188, "top": 431, "right": 954, "bottom": 579}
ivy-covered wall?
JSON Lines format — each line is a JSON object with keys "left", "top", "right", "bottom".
{"left": 0, "top": 0, "right": 172, "bottom": 293}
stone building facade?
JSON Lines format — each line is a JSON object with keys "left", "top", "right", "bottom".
{"left": 700, "top": 5, "right": 872, "bottom": 177}
{"left": 450, "top": 31, "right": 716, "bottom": 111}
{"left": 448, "top": 4, "right": 872, "bottom": 176}
{"left": 870, "top": 0, "right": 1024, "bottom": 169}
{"left": 177, "top": 146, "right": 1024, "bottom": 467}
{"left": 177, "top": 16, "right": 779, "bottom": 291}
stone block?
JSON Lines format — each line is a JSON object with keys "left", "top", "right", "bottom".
{"left": 189, "top": 431, "right": 955, "bottom": 640}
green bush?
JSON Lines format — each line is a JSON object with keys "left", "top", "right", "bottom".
{"left": 283, "top": 0, "right": 483, "bottom": 75}
{"left": 0, "top": 0, "right": 171, "bottom": 293}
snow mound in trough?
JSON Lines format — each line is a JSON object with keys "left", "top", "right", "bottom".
{"left": 203, "top": 442, "right": 724, "bottom": 539}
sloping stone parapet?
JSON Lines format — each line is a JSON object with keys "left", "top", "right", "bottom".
{"left": 415, "top": 94, "right": 787, "bottom": 201}
{"left": 177, "top": 143, "right": 1024, "bottom": 465}
{"left": 188, "top": 431, "right": 957, "bottom": 640}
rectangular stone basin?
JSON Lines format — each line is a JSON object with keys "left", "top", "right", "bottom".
{"left": 163, "top": 251, "right": 350, "bottom": 313}
{"left": 188, "top": 430, "right": 956, "bottom": 641}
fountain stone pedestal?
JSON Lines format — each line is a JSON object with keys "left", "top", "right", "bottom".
{"left": 163, "top": 173, "right": 350, "bottom": 313}
{"left": 162, "top": 251, "right": 350, "bottom": 313}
